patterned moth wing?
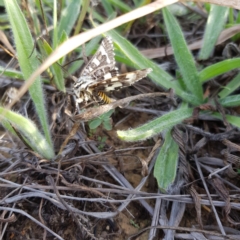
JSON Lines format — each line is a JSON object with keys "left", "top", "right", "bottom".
{"left": 89, "top": 68, "right": 152, "bottom": 93}
{"left": 73, "top": 36, "right": 152, "bottom": 104}
{"left": 73, "top": 36, "right": 119, "bottom": 103}
{"left": 80, "top": 36, "right": 118, "bottom": 80}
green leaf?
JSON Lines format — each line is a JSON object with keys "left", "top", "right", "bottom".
{"left": 219, "top": 94, "right": 240, "bottom": 107}
{"left": 101, "top": 109, "right": 114, "bottom": 120}
{"left": 212, "top": 112, "right": 240, "bottom": 128}
{"left": 40, "top": 38, "right": 65, "bottom": 91}
{"left": 102, "top": 0, "right": 115, "bottom": 15}
{"left": 103, "top": 119, "right": 112, "bottom": 131}
{"left": 199, "top": 5, "right": 229, "bottom": 60}
{"left": 89, "top": 118, "right": 102, "bottom": 130}
{"left": 168, "top": 3, "right": 188, "bottom": 16}
{"left": 109, "top": 0, "right": 131, "bottom": 12}
{"left": 106, "top": 30, "right": 201, "bottom": 105}
{"left": 163, "top": 7, "right": 203, "bottom": 101}
{"left": 4, "top": 0, "right": 53, "bottom": 149}
{"left": 218, "top": 73, "right": 240, "bottom": 99}
{"left": 154, "top": 130, "right": 178, "bottom": 192}
{"left": 0, "top": 66, "right": 24, "bottom": 79}
{"left": 74, "top": 0, "right": 90, "bottom": 35}
{"left": 0, "top": 107, "right": 55, "bottom": 159}
{"left": 117, "top": 107, "right": 193, "bottom": 142}
{"left": 58, "top": 0, "right": 81, "bottom": 38}
{"left": 58, "top": 30, "right": 68, "bottom": 65}
{"left": 199, "top": 58, "right": 240, "bottom": 83}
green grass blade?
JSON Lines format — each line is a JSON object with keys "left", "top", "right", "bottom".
{"left": 58, "top": 30, "right": 68, "bottom": 65}
{"left": 40, "top": 38, "right": 65, "bottom": 91}
{"left": 107, "top": 30, "right": 201, "bottom": 105}
{"left": 198, "top": 5, "right": 229, "bottom": 60}
{"left": 212, "top": 112, "right": 240, "bottom": 128}
{"left": 162, "top": 7, "right": 203, "bottom": 102}
{"left": 74, "top": 0, "right": 90, "bottom": 35}
{"left": 0, "top": 66, "right": 23, "bottom": 79}
{"left": 154, "top": 130, "right": 178, "bottom": 192}
{"left": 58, "top": 0, "right": 81, "bottom": 38}
{"left": 219, "top": 94, "right": 240, "bottom": 107}
{"left": 117, "top": 107, "right": 193, "bottom": 142}
{"left": 199, "top": 58, "right": 240, "bottom": 83}
{"left": 218, "top": 73, "right": 240, "bottom": 99}
{"left": 0, "top": 107, "right": 54, "bottom": 159}
{"left": 4, "top": 0, "right": 53, "bottom": 149}
{"left": 102, "top": 0, "right": 115, "bottom": 15}
{"left": 109, "top": 0, "right": 131, "bottom": 12}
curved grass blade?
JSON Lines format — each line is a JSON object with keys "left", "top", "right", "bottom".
{"left": 40, "top": 38, "right": 65, "bottom": 91}
{"left": 4, "top": 0, "right": 52, "bottom": 149}
{"left": 0, "top": 107, "right": 55, "bottom": 159}
{"left": 199, "top": 58, "right": 240, "bottom": 83}
{"left": 0, "top": 66, "right": 49, "bottom": 83}
{"left": 218, "top": 73, "right": 240, "bottom": 99}
{"left": 0, "top": 66, "right": 23, "bottom": 79}
{"left": 162, "top": 7, "right": 203, "bottom": 102}
{"left": 117, "top": 107, "right": 193, "bottom": 142}
{"left": 219, "top": 94, "right": 240, "bottom": 107}
{"left": 198, "top": 5, "right": 229, "bottom": 60}
{"left": 4, "top": 0, "right": 53, "bottom": 149}
{"left": 212, "top": 112, "right": 240, "bottom": 128}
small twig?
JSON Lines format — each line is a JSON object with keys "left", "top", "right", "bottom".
{"left": 194, "top": 155, "right": 226, "bottom": 236}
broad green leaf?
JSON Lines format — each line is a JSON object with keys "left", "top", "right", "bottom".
{"left": 117, "top": 107, "right": 193, "bottom": 141}
{"left": 163, "top": 7, "right": 203, "bottom": 101}
{"left": 199, "top": 5, "right": 229, "bottom": 60}
{"left": 102, "top": 109, "right": 114, "bottom": 119}
{"left": 154, "top": 130, "right": 178, "bottom": 192}
{"left": 103, "top": 119, "right": 112, "bottom": 131}
{"left": 89, "top": 118, "right": 102, "bottom": 130}
{"left": 199, "top": 58, "right": 240, "bottom": 83}
{"left": 219, "top": 94, "right": 240, "bottom": 107}
{"left": 0, "top": 107, "right": 55, "bottom": 159}
{"left": 4, "top": 0, "right": 53, "bottom": 149}
{"left": 106, "top": 30, "right": 201, "bottom": 105}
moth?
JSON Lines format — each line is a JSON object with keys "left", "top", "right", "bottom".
{"left": 73, "top": 36, "right": 152, "bottom": 105}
